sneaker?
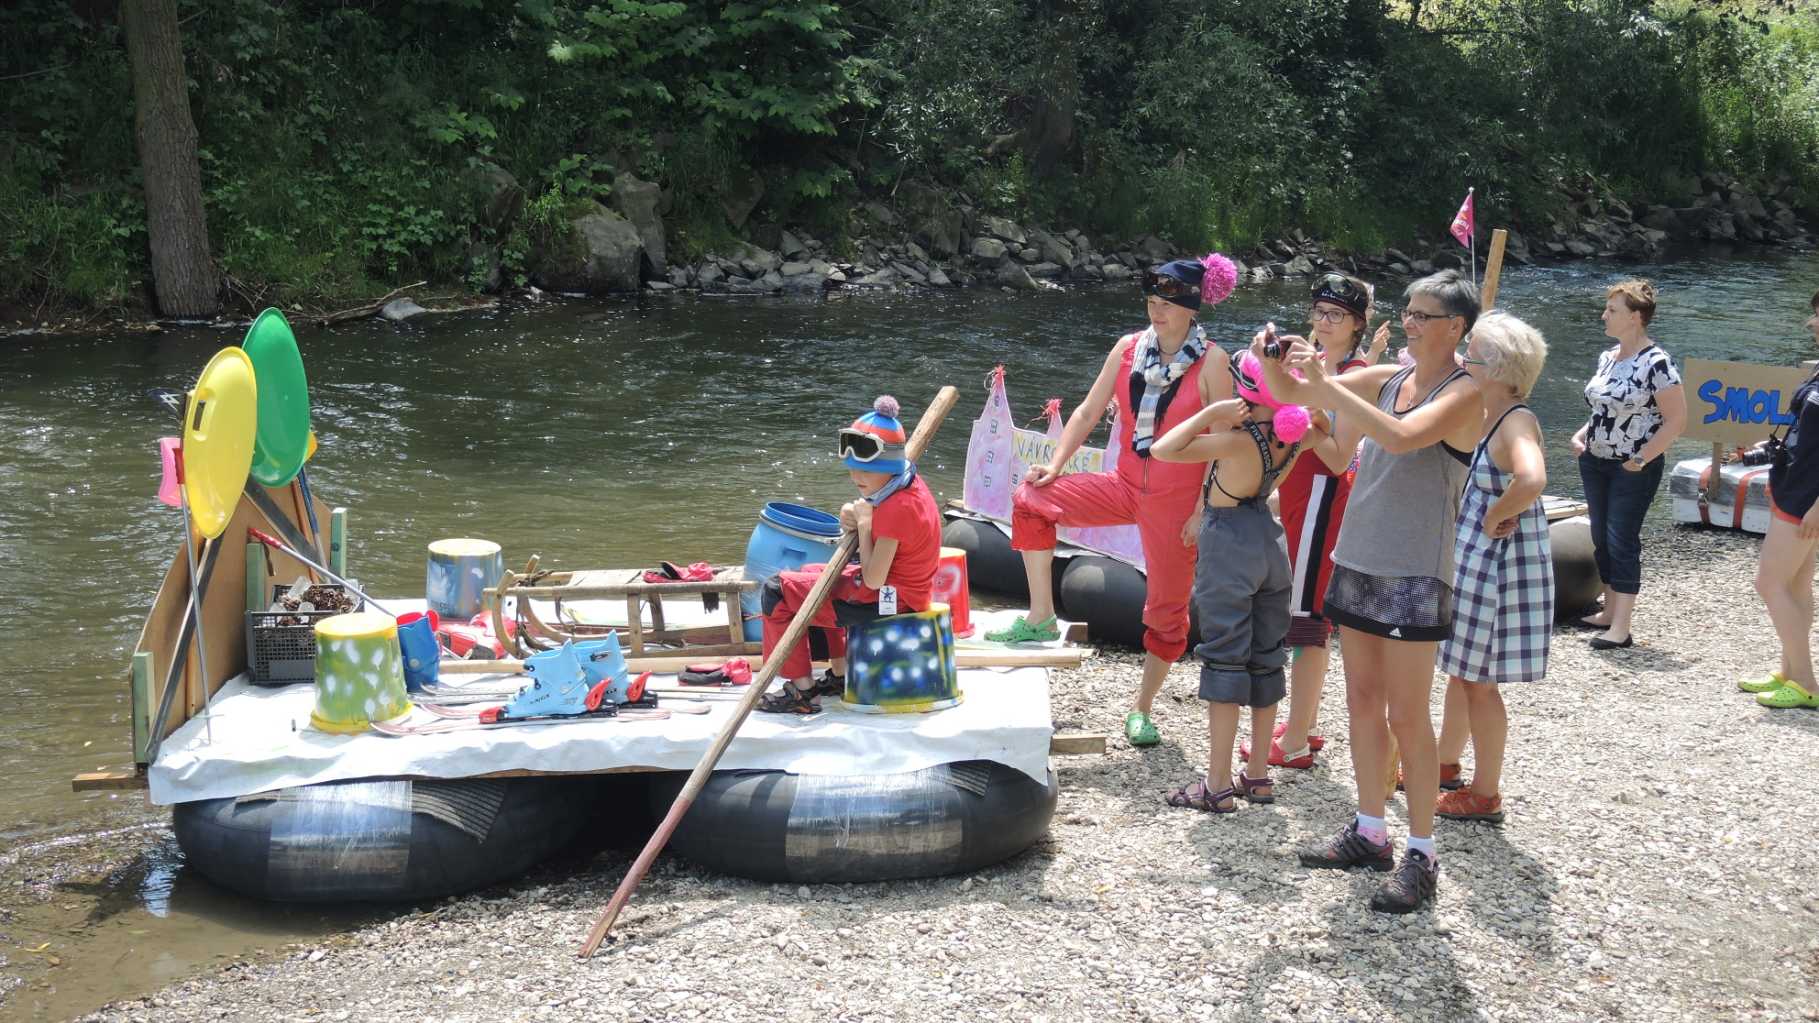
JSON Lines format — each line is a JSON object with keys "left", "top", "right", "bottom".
{"left": 1739, "top": 670, "right": 1788, "bottom": 694}
{"left": 984, "top": 615, "right": 1060, "bottom": 644}
{"left": 1297, "top": 821, "right": 1394, "bottom": 872}
{"left": 1124, "top": 710, "right": 1160, "bottom": 747}
{"left": 1436, "top": 787, "right": 1504, "bottom": 824}
{"left": 1371, "top": 850, "right": 1439, "bottom": 914}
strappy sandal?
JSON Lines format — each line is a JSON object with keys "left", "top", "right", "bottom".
{"left": 809, "top": 670, "right": 846, "bottom": 699}
{"left": 757, "top": 683, "right": 821, "bottom": 715}
{"left": 1236, "top": 773, "right": 1275, "bottom": 804}
{"left": 1165, "top": 778, "right": 1238, "bottom": 814}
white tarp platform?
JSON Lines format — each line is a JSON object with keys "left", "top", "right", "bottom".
{"left": 147, "top": 663, "right": 1054, "bottom": 805}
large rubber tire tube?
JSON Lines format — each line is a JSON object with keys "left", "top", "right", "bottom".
{"left": 1549, "top": 516, "right": 1602, "bottom": 620}
{"left": 942, "top": 516, "right": 1029, "bottom": 600}
{"left": 651, "top": 761, "right": 1057, "bottom": 884}
{"left": 173, "top": 776, "right": 591, "bottom": 902}
{"left": 1056, "top": 555, "right": 1203, "bottom": 652}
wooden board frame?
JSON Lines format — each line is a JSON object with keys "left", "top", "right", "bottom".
{"left": 129, "top": 484, "right": 329, "bottom": 764}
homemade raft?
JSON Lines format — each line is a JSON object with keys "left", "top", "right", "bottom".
{"left": 96, "top": 330, "right": 1083, "bottom": 902}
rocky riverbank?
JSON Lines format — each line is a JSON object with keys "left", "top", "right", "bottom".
{"left": 474, "top": 166, "right": 1818, "bottom": 310}
{"left": 7, "top": 522, "right": 1815, "bottom": 1022}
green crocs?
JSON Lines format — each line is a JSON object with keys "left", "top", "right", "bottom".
{"left": 984, "top": 614, "right": 1060, "bottom": 644}
{"left": 1124, "top": 711, "right": 1160, "bottom": 747}
{"left": 1739, "top": 670, "right": 1789, "bottom": 694}
{"left": 1757, "top": 681, "right": 1819, "bottom": 709}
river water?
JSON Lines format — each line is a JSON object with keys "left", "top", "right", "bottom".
{"left": 2, "top": 250, "right": 1815, "bottom": 1019}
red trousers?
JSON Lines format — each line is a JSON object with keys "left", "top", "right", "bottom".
{"left": 762, "top": 563, "right": 867, "bottom": 681}
{"left": 1011, "top": 473, "right": 1201, "bottom": 661}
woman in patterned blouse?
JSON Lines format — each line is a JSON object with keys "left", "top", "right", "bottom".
{"left": 1570, "top": 279, "right": 1687, "bottom": 649}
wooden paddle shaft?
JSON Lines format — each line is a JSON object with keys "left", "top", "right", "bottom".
{"left": 578, "top": 385, "right": 959, "bottom": 958}
{"left": 1480, "top": 228, "right": 1509, "bottom": 310}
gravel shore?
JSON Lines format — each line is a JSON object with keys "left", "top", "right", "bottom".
{"left": 51, "top": 525, "right": 1819, "bottom": 1021}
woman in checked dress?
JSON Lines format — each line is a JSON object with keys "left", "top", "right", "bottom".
{"left": 1434, "top": 312, "right": 1553, "bottom": 825}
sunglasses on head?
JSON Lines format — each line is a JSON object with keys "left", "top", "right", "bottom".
{"left": 1312, "top": 272, "right": 1368, "bottom": 308}
{"left": 836, "top": 429, "right": 893, "bottom": 462}
{"left": 1141, "top": 270, "right": 1196, "bottom": 301}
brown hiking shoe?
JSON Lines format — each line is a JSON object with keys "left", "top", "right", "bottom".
{"left": 1297, "top": 821, "right": 1394, "bottom": 872}
{"left": 1371, "top": 849, "right": 1439, "bottom": 913}
{"left": 1436, "top": 787, "right": 1504, "bottom": 823}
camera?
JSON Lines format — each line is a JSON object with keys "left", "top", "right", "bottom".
{"left": 1262, "top": 322, "right": 1284, "bottom": 361}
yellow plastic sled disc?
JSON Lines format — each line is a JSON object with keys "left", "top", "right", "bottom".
{"left": 181, "top": 347, "right": 259, "bottom": 540}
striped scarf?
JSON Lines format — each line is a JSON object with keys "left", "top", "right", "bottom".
{"left": 1131, "top": 323, "right": 1208, "bottom": 455}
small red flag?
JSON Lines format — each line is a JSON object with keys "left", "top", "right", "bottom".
{"left": 1449, "top": 189, "right": 1475, "bottom": 248}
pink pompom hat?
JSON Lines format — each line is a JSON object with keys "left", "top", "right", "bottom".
{"left": 1230, "top": 352, "right": 1312, "bottom": 443}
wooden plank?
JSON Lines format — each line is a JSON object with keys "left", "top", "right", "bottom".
{"left": 726, "top": 589, "right": 744, "bottom": 645}
{"left": 442, "top": 646, "right": 1086, "bottom": 675}
{"left": 1049, "top": 732, "right": 1106, "bottom": 755}
{"left": 244, "top": 542, "right": 264, "bottom": 613}
{"left": 624, "top": 596, "right": 644, "bottom": 655}
{"left": 130, "top": 652, "right": 153, "bottom": 764}
{"left": 72, "top": 771, "right": 148, "bottom": 792}
{"left": 134, "top": 489, "right": 329, "bottom": 755}
{"left": 507, "top": 580, "right": 754, "bottom": 599}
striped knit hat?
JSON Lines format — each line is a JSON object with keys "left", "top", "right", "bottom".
{"left": 840, "top": 396, "right": 909, "bottom": 474}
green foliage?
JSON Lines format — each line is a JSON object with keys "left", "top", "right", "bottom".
{"left": 4, "top": 0, "right": 1819, "bottom": 316}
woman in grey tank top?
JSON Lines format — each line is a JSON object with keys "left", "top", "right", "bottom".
{"left": 1256, "top": 270, "right": 1484, "bottom": 915}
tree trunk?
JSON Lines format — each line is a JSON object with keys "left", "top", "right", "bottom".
{"left": 120, "top": 0, "right": 217, "bottom": 317}
{"left": 1022, "top": 2, "right": 1079, "bottom": 177}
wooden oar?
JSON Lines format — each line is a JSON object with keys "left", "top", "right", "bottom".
{"left": 1480, "top": 228, "right": 1509, "bottom": 310}
{"left": 578, "top": 385, "right": 959, "bottom": 957}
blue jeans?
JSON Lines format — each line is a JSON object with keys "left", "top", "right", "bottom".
{"left": 1578, "top": 452, "right": 1665, "bottom": 595}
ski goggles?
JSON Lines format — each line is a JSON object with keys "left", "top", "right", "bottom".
{"left": 1310, "top": 273, "right": 1370, "bottom": 317}
{"left": 1141, "top": 269, "right": 1199, "bottom": 302}
{"left": 836, "top": 429, "right": 905, "bottom": 463}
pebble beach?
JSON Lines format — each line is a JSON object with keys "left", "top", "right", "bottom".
{"left": 6, "top": 522, "right": 1815, "bottom": 1022}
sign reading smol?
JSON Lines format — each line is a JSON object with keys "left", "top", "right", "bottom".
{"left": 1681, "top": 357, "right": 1811, "bottom": 448}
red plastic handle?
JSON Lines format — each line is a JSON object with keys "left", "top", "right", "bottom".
{"left": 247, "top": 527, "right": 282, "bottom": 550}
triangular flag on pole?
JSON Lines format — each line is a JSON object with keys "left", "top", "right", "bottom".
{"left": 1449, "top": 188, "right": 1475, "bottom": 249}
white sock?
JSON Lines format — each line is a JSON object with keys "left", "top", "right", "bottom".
{"left": 1406, "top": 834, "right": 1437, "bottom": 863}
{"left": 1354, "top": 813, "right": 1389, "bottom": 845}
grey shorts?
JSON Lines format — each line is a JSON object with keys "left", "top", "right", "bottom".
{"left": 1198, "top": 663, "right": 1288, "bottom": 708}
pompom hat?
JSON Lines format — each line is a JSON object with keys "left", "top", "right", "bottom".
{"left": 840, "top": 395, "right": 910, "bottom": 474}
{"left": 1147, "top": 253, "right": 1239, "bottom": 312}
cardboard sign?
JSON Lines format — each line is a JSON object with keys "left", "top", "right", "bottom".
{"left": 1681, "top": 357, "right": 1812, "bottom": 447}
{"left": 961, "top": 367, "right": 1147, "bottom": 568}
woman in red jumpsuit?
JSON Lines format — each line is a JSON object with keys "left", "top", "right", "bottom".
{"left": 985, "top": 254, "right": 1237, "bottom": 746}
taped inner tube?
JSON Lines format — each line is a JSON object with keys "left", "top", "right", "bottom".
{"left": 173, "top": 776, "right": 592, "bottom": 902}
{"left": 1549, "top": 516, "right": 1602, "bottom": 620}
{"left": 651, "top": 760, "right": 1057, "bottom": 884}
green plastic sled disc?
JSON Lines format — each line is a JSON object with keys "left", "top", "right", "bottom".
{"left": 241, "top": 308, "right": 312, "bottom": 487}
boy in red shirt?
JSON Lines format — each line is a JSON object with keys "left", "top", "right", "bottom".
{"left": 758, "top": 396, "right": 943, "bottom": 714}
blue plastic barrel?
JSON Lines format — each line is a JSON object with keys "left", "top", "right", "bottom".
{"left": 741, "top": 502, "right": 842, "bottom": 640}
